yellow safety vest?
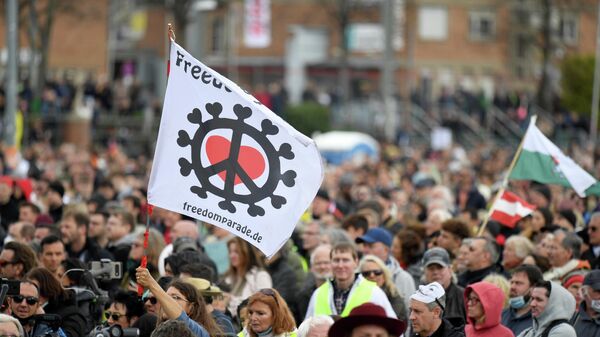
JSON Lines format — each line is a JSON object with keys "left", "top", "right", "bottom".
{"left": 238, "top": 329, "right": 297, "bottom": 337}
{"left": 314, "top": 278, "right": 377, "bottom": 316}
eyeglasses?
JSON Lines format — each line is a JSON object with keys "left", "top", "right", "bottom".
{"left": 11, "top": 295, "right": 39, "bottom": 305}
{"left": 467, "top": 296, "right": 481, "bottom": 305}
{"left": 144, "top": 297, "right": 157, "bottom": 305}
{"left": 105, "top": 311, "right": 125, "bottom": 321}
{"left": 361, "top": 270, "right": 384, "bottom": 277}
{"left": 589, "top": 227, "right": 599, "bottom": 233}
{"left": 0, "top": 260, "right": 15, "bottom": 268}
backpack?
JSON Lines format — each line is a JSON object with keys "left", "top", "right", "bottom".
{"left": 541, "top": 319, "right": 570, "bottom": 337}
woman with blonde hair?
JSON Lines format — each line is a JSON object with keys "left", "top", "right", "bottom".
{"left": 482, "top": 273, "right": 510, "bottom": 309}
{"left": 124, "top": 228, "right": 165, "bottom": 289}
{"left": 223, "top": 237, "right": 272, "bottom": 316}
{"left": 239, "top": 288, "right": 296, "bottom": 337}
{"left": 358, "top": 254, "right": 407, "bottom": 320}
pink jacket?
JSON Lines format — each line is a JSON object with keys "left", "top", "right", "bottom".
{"left": 465, "top": 281, "right": 515, "bottom": 337}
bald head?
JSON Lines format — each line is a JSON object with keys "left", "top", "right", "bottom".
{"left": 171, "top": 220, "right": 199, "bottom": 241}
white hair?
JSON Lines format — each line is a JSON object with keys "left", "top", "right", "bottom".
{"left": 297, "top": 315, "right": 335, "bottom": 337}
{"left": 0, "top": 314, "right": 24, "bottom": 337}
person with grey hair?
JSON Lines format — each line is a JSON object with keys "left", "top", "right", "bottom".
{"left": 297, "top": 315, "right": 334, "bottom": 337}
{"left": 0, "top": 314, "right": 24, "bottom": 337}
{"left": 296, "top": 245, "right": 332, "bottom": 322}
{"left": 409, "top": 282, "right": 465, "bottom": 337}
{"left": 502, "top": 235, "right": 535, "bottom": 273}
{"left": 582, "top": 212, "right": 600, "bottom": 269}
{"left": 544, "top": 229, "right": 589, "bottom": 281}
{"left": 458, "top": 237, "right": 504, "bottom": 287}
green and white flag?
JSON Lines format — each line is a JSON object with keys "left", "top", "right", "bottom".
{"left": 509, "top": 122, "right": 597, "bottom": 197}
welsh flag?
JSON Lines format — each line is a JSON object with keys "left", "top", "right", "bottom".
{"left": 509, "top": 122, "right": 599, "bottom": 197}
{"left": 490, "top": 191, "right": 536, "bottom": 228}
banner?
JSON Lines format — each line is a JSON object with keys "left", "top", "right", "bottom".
{"left": 244, "top": 0, "right": 271, "bottom": 48}
{"left": 148, "top": 42, "right": 323, "bottom": 257}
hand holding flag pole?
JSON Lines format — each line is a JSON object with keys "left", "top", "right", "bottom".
{"left": 138, "top": 24, "right": 176, "bottom": 297}
{"left": 476, "top": 115, "right": 537, "bottom": 237}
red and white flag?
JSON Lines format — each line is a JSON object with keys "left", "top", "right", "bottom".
{"left": 489, "top": 191, "right": 536, "bottom": 228}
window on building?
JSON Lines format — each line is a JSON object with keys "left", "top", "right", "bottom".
{"left": 558, "top": 13, "right": 578, "bottom": 45}
{"left": 211, "top": 16, "right": 225, "bottom": 55}
{"left": 469, "top": 11, "right": 496, "bottom": 40}
{"left": 418, "top": 6, "right": 448, "bottom": 41}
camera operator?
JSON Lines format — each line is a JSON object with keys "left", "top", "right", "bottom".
{"left": 9, "top": 280, "right": 66, "bottom": 337}
{"left": 105, "top": 290, "right": 145, "bottom": 328}
{"left": 26, "top": 267, "right": 90, "bottom": 337}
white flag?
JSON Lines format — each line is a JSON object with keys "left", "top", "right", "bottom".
{"left": 148, "top": 42, "right": 323, "bottom": 257}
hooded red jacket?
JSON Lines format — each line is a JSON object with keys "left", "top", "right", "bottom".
{"left": 464, "top": 281, "right": 515, "bottom": 337}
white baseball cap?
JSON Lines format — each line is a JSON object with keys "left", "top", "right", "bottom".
{"left": 410, "top": 282, "right": 445, "bottom": 305}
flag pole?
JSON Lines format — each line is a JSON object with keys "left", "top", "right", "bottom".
{"left": 137, "top": 24, "right": 177, "bottom": 297}
{"left": 476, "top": 115, "right": 537, "bottom": 237}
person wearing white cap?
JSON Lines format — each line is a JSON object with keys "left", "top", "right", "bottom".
{"left": 409, "top": 282, "right": 465, "bottom": 337}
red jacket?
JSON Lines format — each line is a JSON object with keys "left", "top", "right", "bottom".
{"left": 465, "top": 281, "right": 514, "bottom": 337}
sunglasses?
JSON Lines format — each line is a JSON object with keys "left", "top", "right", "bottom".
{"left": 259, "top": 288, "right": 278, "bottom": 304}
{"left": 0, "top": 260, "right": 15, "bottom": 268}
{"left": 144, "top": 297, "right": 157, "bottom": 305}
{"left": 361, "top": 270, "right": 384, "bottom": 277}
{"left": 105, "top": 311, "right": 125, "bottom": 321}
{"left": 11, "top": 295, "right": 38, "bottom": 305}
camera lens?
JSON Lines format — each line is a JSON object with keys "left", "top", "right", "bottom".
{"left": 109, "top": 325, "right": 122, "bottom": 337}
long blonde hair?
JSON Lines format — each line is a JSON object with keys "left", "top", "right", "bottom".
{"left": 358, "top": 255, "right": 398, "bottom": 296}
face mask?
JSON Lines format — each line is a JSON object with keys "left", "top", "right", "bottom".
{"left": 509, "top": 296, "right": 526, "bottom": 309}
{"left": 591, "top": 299, "right": 600, "bottom": 313}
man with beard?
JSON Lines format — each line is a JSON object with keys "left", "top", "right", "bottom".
{"left": 60, "top": 210, "right": 112, "bottom": 263}
{"left": 501, "top": 265, "right": 543, "bottom": 336}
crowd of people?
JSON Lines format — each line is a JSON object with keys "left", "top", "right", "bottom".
{"left": 0, "top": 102, "right": 599, "bottom": 337}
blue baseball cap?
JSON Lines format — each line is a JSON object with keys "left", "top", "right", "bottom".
{"left": 355, "top": 228, "right": 393, "bottom": 247}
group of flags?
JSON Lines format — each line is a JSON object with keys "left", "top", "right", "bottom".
{"left": 147, "top": 33, "right": 599, "bottom": 256}
{"left": 489, "top": 120, "right": 600, "bottom": 228}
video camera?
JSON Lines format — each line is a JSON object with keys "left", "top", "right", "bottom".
{"left": 90, "top": 259, "right": 122, "bottom": 280}
{"left": 88, "top": 324, "right": 139, "bottom": 337}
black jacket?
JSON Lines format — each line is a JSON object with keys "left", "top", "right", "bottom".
{"left": 581, "top": 248, "right": 600, "bottom": 270}
{"left": 444, "top": 282, "right": 466, "bottom": 328}
{"left": 296, "top": 273, "right": 318, "bottom": 322}
{"left": 572, "top": 302, "right": 600, "bottom": 337}
{"left": 457, "top": 265, "right": 506, "bottom": 287}
{"left": 66, "top": 237, "right": 113, "bottom": 263}
{"left": 412, "top": 318, "right": 465, "bottom": 337}
{"left": 44, "top": 292, "right": 90, "bottom": 337}
{"left": 266, "top": 255, "right": 299, "bottom": 318}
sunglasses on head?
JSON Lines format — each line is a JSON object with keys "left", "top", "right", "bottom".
{"left": 11, "top": 295, "right": 38, "bottom": 305}
{"left": 259, "top": 288, "right": 278, "bottom": 303}
{"left": 361, "top": 270, "right": 384, "bottom": 277}
{"left": 105, "top": 311, "right": 125, "bottom": 321}
{"left": 144, "top": 297, "right": 157, "bottom": 305}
